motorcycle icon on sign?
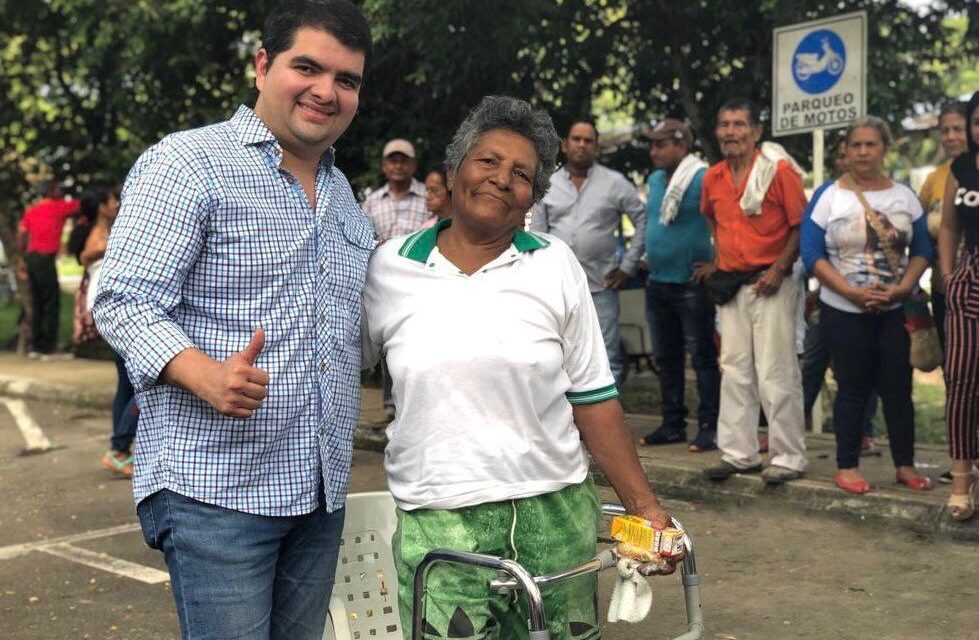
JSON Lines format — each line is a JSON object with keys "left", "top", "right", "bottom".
{"left": 791, "top": 28, "right": 847, "bottom": 94}
{"left": 794, "top": 38, "right": 844, "bottom": 80}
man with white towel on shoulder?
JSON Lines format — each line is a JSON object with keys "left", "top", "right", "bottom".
{"left": 698, "top": 97, "right": 809, "bottom": 485}
{"left": 638, "top": 119, "right": 721, "bottom": 455}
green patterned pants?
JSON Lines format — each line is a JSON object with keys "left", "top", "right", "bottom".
{"left": 393, "top": 479, "right": 602, "bottom": 640}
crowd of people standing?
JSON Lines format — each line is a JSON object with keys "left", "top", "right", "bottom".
{"left": 8, "top": 0, "right": 978, "bottom": 636}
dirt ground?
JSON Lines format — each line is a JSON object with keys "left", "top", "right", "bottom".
{"left": 1, "top": 400, "right": 976, "bottom": 640}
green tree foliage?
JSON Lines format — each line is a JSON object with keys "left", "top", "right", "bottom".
{"left": 0, "top": 0, "right": 975, "bottom": 261}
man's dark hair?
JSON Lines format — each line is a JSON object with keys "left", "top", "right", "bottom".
{"left": 566, "top": 118, "right": 599, "bottom": 141}
{"left": 262, "top": 0, "right": 373, "bottom": 71}
{"left": 718, "top": 97, "right": 762, "bottom": 126}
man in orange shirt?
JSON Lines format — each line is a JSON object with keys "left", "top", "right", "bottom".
{"left": 697, "top": 98, "right": 808, "bottom": 484}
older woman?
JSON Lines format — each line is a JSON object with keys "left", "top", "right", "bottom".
{"left": 801, "top": 115, "right": 935, "bottom": 495}
{"left": 421, "top": 163, "right": 453, "bottom": 228}
{"left": 363, "top": 96, "right": 676, "bottom": 639}
{"left": 921, "top": 101, "right": 969, "bottom": 349}
{"left": 939, "top": 91, "right": 979, "bottom": 521}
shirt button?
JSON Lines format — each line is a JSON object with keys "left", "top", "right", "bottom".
{"left": 319, "top": 265, "right": 325, "bottom": 274}
{"left": 319, "top": 363, "right": 327, "bottom": 372}
{"left": 319, "top": 315, "right": 326, "bottom": 324}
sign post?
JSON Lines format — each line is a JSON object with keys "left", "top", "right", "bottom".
{"left": 773, "top": 11, "right": 867, "bottom": 185}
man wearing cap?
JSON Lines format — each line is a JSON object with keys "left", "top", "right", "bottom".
{"left": 531, "top": 119, "right": 646, "bottom": 388}
{"left": 363, "top": 138, "right": 431, "bottom": 242}
{"left": 639, "top": 119, "right": 720, "bottom": 453}
{"left": 362, "top": 139, "right": 431, "bottom": 421}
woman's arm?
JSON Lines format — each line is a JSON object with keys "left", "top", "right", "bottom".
{"left": 79, "top": 224, "right": 108, "bottom": 268}
{"left": 811, "top": 258, "right": 883, "bottom": 311}
{"left": 574, "top": 399, "right": 669, "bottom": 525}
{"left": 937, "top": 172, "right": 962, "bottom": 280}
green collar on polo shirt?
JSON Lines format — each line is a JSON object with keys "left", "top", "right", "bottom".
{"left": 397, "top": 217, "right": 550, "bottom": 263}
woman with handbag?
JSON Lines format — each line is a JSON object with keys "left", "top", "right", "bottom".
{"left": 800, "top": 116, "right": 935, "bottom": 494}
{"left": 939, "top": 91, "right": 979, "bottom": 521}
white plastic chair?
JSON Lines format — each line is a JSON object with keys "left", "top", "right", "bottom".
{"left": 322, "top": 491, "right": 403, "bottom": 640}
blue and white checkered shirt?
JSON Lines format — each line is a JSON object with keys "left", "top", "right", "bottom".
{"left": 94, "top": 105, "right": 375, "bottom": 516}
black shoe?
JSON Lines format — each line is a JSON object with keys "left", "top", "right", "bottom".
{"left": 703, "top": 460, "right": 763, "bottom": 480}
{"left": 688, "top": 427, "right": 717, "bottom": 452}
{"left": 641, "top": 425, "right": 686, "bottom": 446}
{"left": 938, "top": 470, "right": 953, "bottom": 484}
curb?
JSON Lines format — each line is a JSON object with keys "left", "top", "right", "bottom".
{"left": 0, "top": 374, "right": 115, "bottom": 410}
{"left": 354, "top": 423, "right": 979, "bottom": 542}
{"left": 597, "top": 454, "right": 979, "bottom": 543}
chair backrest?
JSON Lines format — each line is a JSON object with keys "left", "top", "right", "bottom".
{"left": 330, "top": 491, "right": 404, "bottom": 640}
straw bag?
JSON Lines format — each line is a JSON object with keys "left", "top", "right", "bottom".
{"left": 844, "top": 174, "right": 942, "bottom": 372}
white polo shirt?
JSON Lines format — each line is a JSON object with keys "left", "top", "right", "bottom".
{"left": 363, "top": 219, "right": 618, "bottom": 511}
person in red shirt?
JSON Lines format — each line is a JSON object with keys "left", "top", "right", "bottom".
{"left": 697, "top": 98, "right": 809, "bottom": 485}
{"left": 17, "top": 180, "right": 80, "bottom": 357}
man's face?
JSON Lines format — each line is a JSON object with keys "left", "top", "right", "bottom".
{"left": 649, "top": 138, "right": 687, "bottom": 172}
{"left": 715, "top": 108, "right": 762, "bottom": 161}
{"left": 562, "top": 122, "right": 599, "bottom": 170}
{"left": 253, "top": 27, "right": 365, "bottom": 159}
{"left": 381, "top": 153, "right": 416, "bottom": 186}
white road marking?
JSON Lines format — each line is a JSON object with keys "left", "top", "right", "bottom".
{"left": 40, "top": 543, "right": 170, "bottom": 584}
{"left": 0, "top": 523, "right": 168, "bottom": 584}
{"left": 0, "top": 523, "right": 141, "bottom": 560}
{"left": 1, "top": 397, "right": 52, "bottom": 451}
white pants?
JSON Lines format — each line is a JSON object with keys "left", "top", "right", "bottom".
{"left": 717, "top": 276, "right": 807, "bottom": 472}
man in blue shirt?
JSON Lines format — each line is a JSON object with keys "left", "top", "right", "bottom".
{"left": 93, "top": 1, "right": 373, "bottom": 638}
{"left": 639, "top": 119, "right": 721, "bottom": 452}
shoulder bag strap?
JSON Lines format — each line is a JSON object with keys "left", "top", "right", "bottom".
{"left": 840, "top": 173, "right": 904, "bottom": 278}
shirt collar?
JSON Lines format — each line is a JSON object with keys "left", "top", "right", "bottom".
{"left": 378, "top": 178, "right": 426, "bottom": 199}
{"left": 229, "top": 104, "right": 336, "bottom": 169}
{"left": 397, "top": 218, "right": 551, "bottom": 263}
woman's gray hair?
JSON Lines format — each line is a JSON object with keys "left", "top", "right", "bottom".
{"left": 845, "top": 115, "right": 893, "bottom": 147}
{"left": 444, "top": 96, "right": 560, "bottom": 203}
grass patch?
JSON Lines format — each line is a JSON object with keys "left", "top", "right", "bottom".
{"left": 0, "top": 290, "right": 76, "bottom": 352}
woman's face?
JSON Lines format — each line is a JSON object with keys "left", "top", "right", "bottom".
{"left": 970, "top": 108, "right": 979, "bottom": 150}
{"left": 846, "top": 126, "right": 887, "bottom": 178}
{"left": 424, "top": 171, "right": 451, "bottom": 217}
{"left": 939, "top": 112, "right": 967, "bottom": 159}
{"left": 448, "top": 128, "right": 537, "bottom": 233}
{"left": 99, "top": 194, "right": 120, "bottom": 222}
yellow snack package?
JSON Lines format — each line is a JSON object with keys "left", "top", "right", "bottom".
{"left": 610, "top": 515, "right": 685, "bottom": 559}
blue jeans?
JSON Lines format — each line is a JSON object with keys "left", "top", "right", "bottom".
{"left": 820, "top": 304, "right": 914, "bottom": 469}
{"left": 110, "top": 353, "right": 138, "bottom": 452}
{"left": 645, "top": 281, "right": 720, "bottom": 430}
{"left": 137, "top": 488, "right": 344, "bottom": 640}
{"left": 591, "top": 289, "right": 623, "bottom": 388}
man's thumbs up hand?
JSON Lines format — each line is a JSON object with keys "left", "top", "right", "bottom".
{"left": 241, "top": 328, "right": 265, "bottom": 365}
{"left": 200, "top": 328, "right": 271, "bottom": 419}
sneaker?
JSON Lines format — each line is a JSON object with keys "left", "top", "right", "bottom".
{"left": 703, "top": 460, "right": 763, "bottom": 480}
{"left": 641, "top": 424, "right": 686, "bottom": 446}
{"left": 40, "top": 351, "right": 74, "bottom": 362}
{"left": 688, "top": 426, "right": 717, "bottom": 452}
{"left": 938, "top": 470, "right": 954, "bottom": 484}
{"left": 761, "top": 465, "right": 803, "bottom": 485}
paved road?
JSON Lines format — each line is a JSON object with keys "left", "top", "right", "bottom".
{"left": 1, "top": 400, "right": 977, "bottom": 639}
